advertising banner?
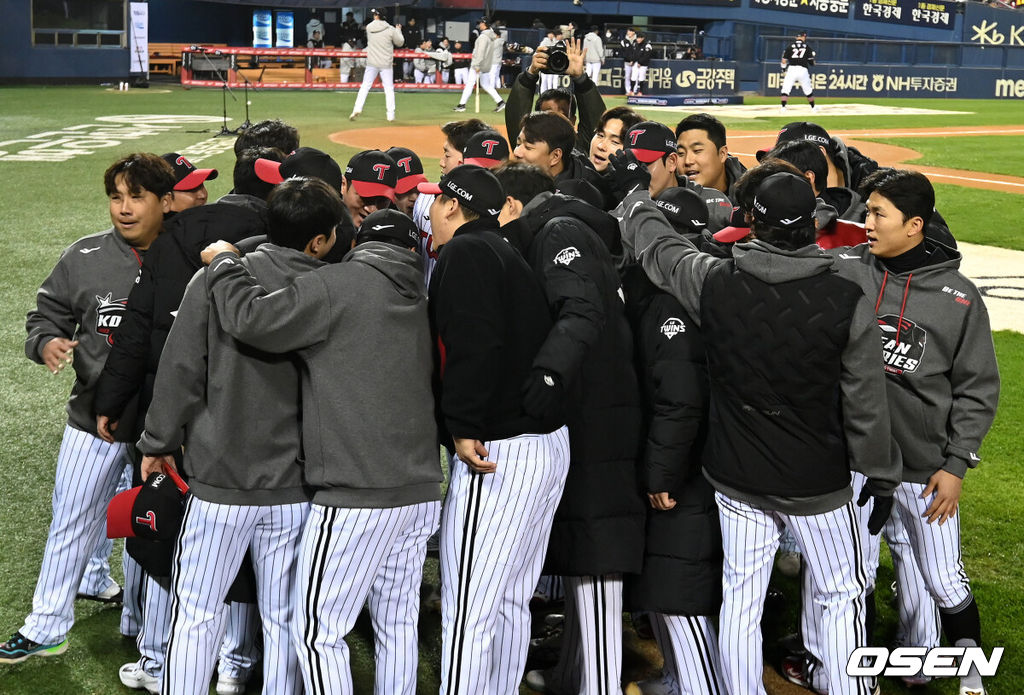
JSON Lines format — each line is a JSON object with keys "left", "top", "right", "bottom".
{"left": 854, "top": 0, "right": 956, "bottom": 28}
{"left": 276, "top": 11, "right": 295, "bottom": 48}
{"left": 253, "top": 10, "right": 272, "bottom": 48}
{"left": 129, "top": 2, "right": 148, "bottom": 73}
{"left": 762, "top": 64, "right": 1024, "bottom": 98}
{"left": 749, "top": 0, "right": 851, "bottom": 19}
{"left": 597, "top": 59, "right": 738, "bottom": 96}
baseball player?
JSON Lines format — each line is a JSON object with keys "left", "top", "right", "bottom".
{"left": 538, "top": 30, "right": 560, "bottom": 94}
{"left": 588, "top": 106, "right": 644, "bottom": 173}
{"left": 202, "top": 206, "right": 442, "bottom": 695}
{"left": 674, "top": 114, "right": 747, "bottom": 204}
{"left": 453, "top": 17, "right": 505, "bottom": 113}
{"left": 419, "top": 164, "right": 570, "bottom": 695}
{"left": 489, "top": 20, "right": 507, "bottom": 89}
{"left": 620, "top": 28, "right": 637, "bottom": 96}
{"left": 349, "top": 7, "right": 404, "bottom": 122}
{"left": 341, "top": 149, "right": 398, "bottom": 228}
{"left": 824, "top": 169, "right": 999, "bottom": 695}
{"left": 629, "top": 33, "right": 652, "bottom": 96}
{"left": 612, "top": 159, "right": 899, "bottom": 695}
{"left": 583, "top": 25, "right": 604, "bottom": 84}
{"left": 137, "top": 176, "right": 342, "bottom": 695}
{"left": 161, "top": 151, "right": 218, "bottom": 211}
{"left": 780, "top": 31, "right": 817, "bottom": 113}
{"left": 0, "top": 153, "right": 174, "bottom": 666}
{"left": 411, "top": 118, "right": 491, "bottom": 288}
{"left": 451, "top": 40, "right": 470, "bottom": 85}
{"left": 387, "top": 147, "right": 429, "bottom": 215}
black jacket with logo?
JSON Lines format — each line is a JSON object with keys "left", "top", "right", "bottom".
{"left": 428, "top": 217, "right": 560, "bottom": 443}
{"left": 621, "top": 256, "right": 721, "bottom": 615}
{"left": 503, "top": 193, "right": 645, "bottom": 576}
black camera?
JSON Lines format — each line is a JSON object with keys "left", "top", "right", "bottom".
{"left": 542, "top": 41, "right": 569, "bottom": 74}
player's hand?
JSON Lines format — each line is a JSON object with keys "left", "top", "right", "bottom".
{"left": 200, "top": 241, "right": 240, "bottom": 266}
{"left": 529, "top": 46, "right": 549, "bottom": 75}
{"left": 41, "top": 337, "right": 78, "bottom": 375}
{"left": 922, "top": 469, "right": 962, "bottom": 525}
{"left": 96, "top": 415, "right": 119, "bottom": 443}
{"left": 566, "top": 38, "right": 584, "bottom": 78}
{"left": 454, "top": 437, "right": 496, "bottom": 474}
{"left": 856, "top": 479, "right": 894, "bottom": 535}
{"left": 648, "top": 492, "right": 676, "bottom": 511}
{"left": 607, "top": 149, "right": 651, "bottom": 195}
{"left": 141, "top": 454, "right": 177, "bottom": 480}
{"left": 521, "top": 368, "right": 565, "bottom": 422}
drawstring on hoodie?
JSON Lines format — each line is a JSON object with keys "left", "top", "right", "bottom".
{"left": 875, "top": 270, "right": 913, "bottom": 332}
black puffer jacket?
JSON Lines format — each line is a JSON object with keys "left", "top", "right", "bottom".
{"left": 620, "top": 259, "right": 721, "bottom": 615}
{"left": 504, "top": 192, "right": 645, "bottom": 576}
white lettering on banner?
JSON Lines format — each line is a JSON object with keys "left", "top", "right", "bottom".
{"left": 995, "top": 78, "right": 1024, "bottom": 97}
{"left": 0, "top": 115, "right": 225, "bottom": 162}
{"left": 847, "top": 647, "right": 1003, "bottom": 678}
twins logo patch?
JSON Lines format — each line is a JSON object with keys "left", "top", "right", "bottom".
{"left": 94, "top": 293, "right": 128, "bottom": 346}
{"left": 877, "top": 314, "right": 927, "bottom": 375}
{"left": 660, "top": 317, "right": 686, "bottom": 339}
{"left": 135, "top": 510, "right": 158, "bottom": 533}
{"left": 554, "top": 246, "right": 581, "bottom": 266}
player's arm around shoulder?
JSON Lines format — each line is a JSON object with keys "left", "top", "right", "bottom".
{"left": 615, "top": 188, "right": 721, "bottom": 322}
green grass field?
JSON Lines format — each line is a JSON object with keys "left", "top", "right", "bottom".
{"left": 0, "top": 85, "right": 1021, "bottom": 694}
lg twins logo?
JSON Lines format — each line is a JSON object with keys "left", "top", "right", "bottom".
{"left": 372, "top": 163, "right": 391, "bottom": 181}
{"left": 878, "top": 314, "right": 927, "bottom": 375}
{"left": 628, "top": 129, "right": 645, "bottom": 145}
{"left": 479, "top": 139, "right": 500, "bottom": 156}
{"left": 95, "top": 293, "right": 128, "bottom": 346}
{"left": 175, "top": 155, "right": 194, "bottom": 171}
{"left": 554, "top": 246, "right": 581, "bottom": 266}
{"left": 395, "top": 156, "right": 413, "bottom": 174}
{"left": 660, "top": 317, "right": 686, "bottom": 339}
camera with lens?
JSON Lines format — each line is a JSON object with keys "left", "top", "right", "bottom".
{"left": 542, "top": 41, "right": 569, "bottom": 74}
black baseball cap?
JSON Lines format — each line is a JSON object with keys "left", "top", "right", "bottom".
{"left": 417, "top": 164, "right": 504, "bottom": 220}
{"left": 386, "top": 147, "right": 427, "bottom": 195}
{"left": 161, "top": 152, "right": 218, "bottom": 191}
{"left": 345, "top": 150, "right": 398, "bottom": 202}
{"left": 106, "top": 469, "right": 189, "bottom": 540}
{"left": 356, "top": 209, "right": 419, "bottom": 249}
{"left": 255, "top": 147, "right": 343, "bottom": 191}
{"left": 751, "top": 172, "right": 816, "bottom": 229}
{"left": 462, "top": 130, "right": 510, "bottom": 168}
{"left": 624, "top": 121, "right": 677, "bottom": 164}
{"left": 757, "top": 121, "right": 832, "bottom": 162}
{"left": 654, "top": 187, "right": 709, "bottom": 235}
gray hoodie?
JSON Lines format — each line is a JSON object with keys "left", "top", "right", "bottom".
{"left": 470, "top": 27, "right": 498, "bottom": 72}
{"left": 583, "top": 31, "right": 604, "bottom": 63}
{"left": 138, "top": 245, "right": 321, "bottom": 505}
{"left": 829, "top": 242, "right": 1000, "bottom": 482}
{"left": 365, "top": 18, "right": 404, "bottom": 70}
{"left": 26, "top": 227, "right": 145, "bottom": 437}
{"left": 206, "top": 242, "right": 441, "bottom": 509}
{"left": 616, "top": 189, "right": 898, "bottom": 513}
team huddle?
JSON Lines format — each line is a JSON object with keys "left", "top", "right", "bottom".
{"left": 1, "top": 67, "right": 999, "bottom": 695}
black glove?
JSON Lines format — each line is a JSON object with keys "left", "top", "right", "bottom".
{"left": 607, "top": 149, "right": 651, "bottom": 196}
{"left": 856, "top": 479, "right": 894, "bottom": 536}
{"left": 521, "top": 368, "right": 565, "bottom": 422}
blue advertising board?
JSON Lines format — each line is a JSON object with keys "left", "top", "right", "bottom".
{"left": 253, "top": 10, "right": 272, "bottom": 48}
{"left": 762, "top": 64, "right": 1024, "bottom": 97}
{"left": 597, "top": 59, "right": 739, "bottom": 96}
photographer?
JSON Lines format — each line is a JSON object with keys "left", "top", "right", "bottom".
{"left": 504, "top": 37, "right": 607, "bottom": 156}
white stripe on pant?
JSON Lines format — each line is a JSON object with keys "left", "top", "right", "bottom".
{"left": 440, "top": 428, "right": 570, "bottom": 695}
{"left": 294, "top": 500, "right": 440, "bottom": 695}
{"left": 163, "top": 496, "right": 307, "bottom": 695}
{"left": 715, "top": 491, "right": 870, "bottom": 695}
{"left": 352, "top": 66, "right": 396, "bottom": 119}
{"left": 21, "top": 425, "right": 133, "bottom": 644}
{"left": 650, "top": 612, "right": 725, "bottom": 695}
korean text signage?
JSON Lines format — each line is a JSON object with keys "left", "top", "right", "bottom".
{"left": 751, "top": 0, "right": 850, "bottom": 19}
{"left": 855, "top": 0, "right": 955, "bottom": 28}
{"left": 763, "top": 65, "right": 1024, "bottom": 98}
{"left": 599, "top": 60, "right": 738, "bottom": 95}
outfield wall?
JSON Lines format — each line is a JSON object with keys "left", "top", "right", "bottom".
{"left": 761, "top": 64, "right": 1024, "bottom": 98}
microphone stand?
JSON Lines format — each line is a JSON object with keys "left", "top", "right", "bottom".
{"left": 195, "top": 49, "right": 239, "bottom": 136}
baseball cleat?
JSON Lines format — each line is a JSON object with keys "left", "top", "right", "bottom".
{"left": 77, "top": 581, "right": 123, "bottom": 604}
{"left": 633, "top": 675, "right": 676, "bottom": 695}
{"left": 524, "top": 668, "right": 569, "bottom": 694}
{"left": 780, "top": 654, "right": 815, "bottom": 690}
{"left": 348, "top": 111, "right": 360, "bottom": 121}
{"left": 959, "top": 688, "right": 986, "bottom": 695}
{"left": 216, "top": 673, "right": 247, "bottom": 694}
{"left": 775, "top": 550, "right": 801, "bottom": 577}
{"left": 0, "top": 632, "right": 68, "bottom": 664}
{"left": 453, "top": 104, "right": 467, "bottom": 112}
{"left": 119, "top": 659, "right": 160, "bottom": 694}
{"left": 494, "top": 100, "right": 506, "bottom": 112}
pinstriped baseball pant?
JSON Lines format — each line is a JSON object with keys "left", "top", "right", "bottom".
{"left": 163, "top": 496, "right": 308, "bottom": 695}
{"left": 650, "top": 612, "right": 725, "bottom": 695}
{"left": 440, "top": 428, "right": 570, "bottom": 695}
{"left": 715, "top": 491, "right": 871, "bottom": 695}
{"left": 21, "top": 425, "right": 133, "bottom": 645}
{"left": 292, "top": 501, "right": 440, "bottom": 695}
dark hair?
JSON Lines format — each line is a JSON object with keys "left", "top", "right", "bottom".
{"left": 859, "top": 168, "right": 935, "bottom": 227}
{"left": 493, "top": 162, "right": 555, "bottom": 206}
{"left": 267, "top": 177, "right": 345, "bottom": 251}
{"left": 437, "top": 193, "right": 480, "bottom": 223}
{"left": 519, "top": 111, "right": 576, "bottom": 165}
{"left": 768, "top": 140, "right": 828, "bottom": 195}
{"left": 751, "top": 221, "right": 815, "bottom": 251}
{"left": 595, "top": 106, "right": 644, "bottom": 137}
{"left": 733, "top": 157, "right": 803, "bottom": 214}
{"left": 104, "top": 153, "right": 176, "bottom": 198}
{"left": 535, "top": 88, "right": 577, "bottom": 123}
{"left": 440, "top": 118, "right": 491, "bottom": 152}
{"left": 674, "top": 113, "right": 728, "bottom": 150}
{"left": 233, "top": 119, "right": 299, "bottom": 157}
{"left": 233, "top": 146, "right": 286, "bottom": 200}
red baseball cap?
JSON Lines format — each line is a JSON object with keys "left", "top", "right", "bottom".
{"left": 386, "top": 147, "right": 428, "bottom": 195}
{"left": 462, "top": 130, "right": 510, "bottom": 169}
{"left": 345, "top": 150, "right": 398, "bottom": 201}
{"left": 106, "top": 468, "right": 189, "bottom": 540}
{"left": 162, "top": 152, "right": 218, "bottom": 191}
{"left": 624, "top": 122, "right": 677, "bottom": 164}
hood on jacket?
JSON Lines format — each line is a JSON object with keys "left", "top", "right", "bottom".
{"left": 516, "top": 191, "right": 620, "bottom": 253}
{"left": 246, "top": 243, "right": 326, "bottom": 279}
{"left": 732, "top": 240, "right": 835, "bottom": 284}
{"left": 344, "top": 241, "right": 425, "bottom": 301}
{"left": 814, "top": 197, "right": 839, "bottom": 232}
{"left": 366, "top": 19, "right": 392, "bottom": 33}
